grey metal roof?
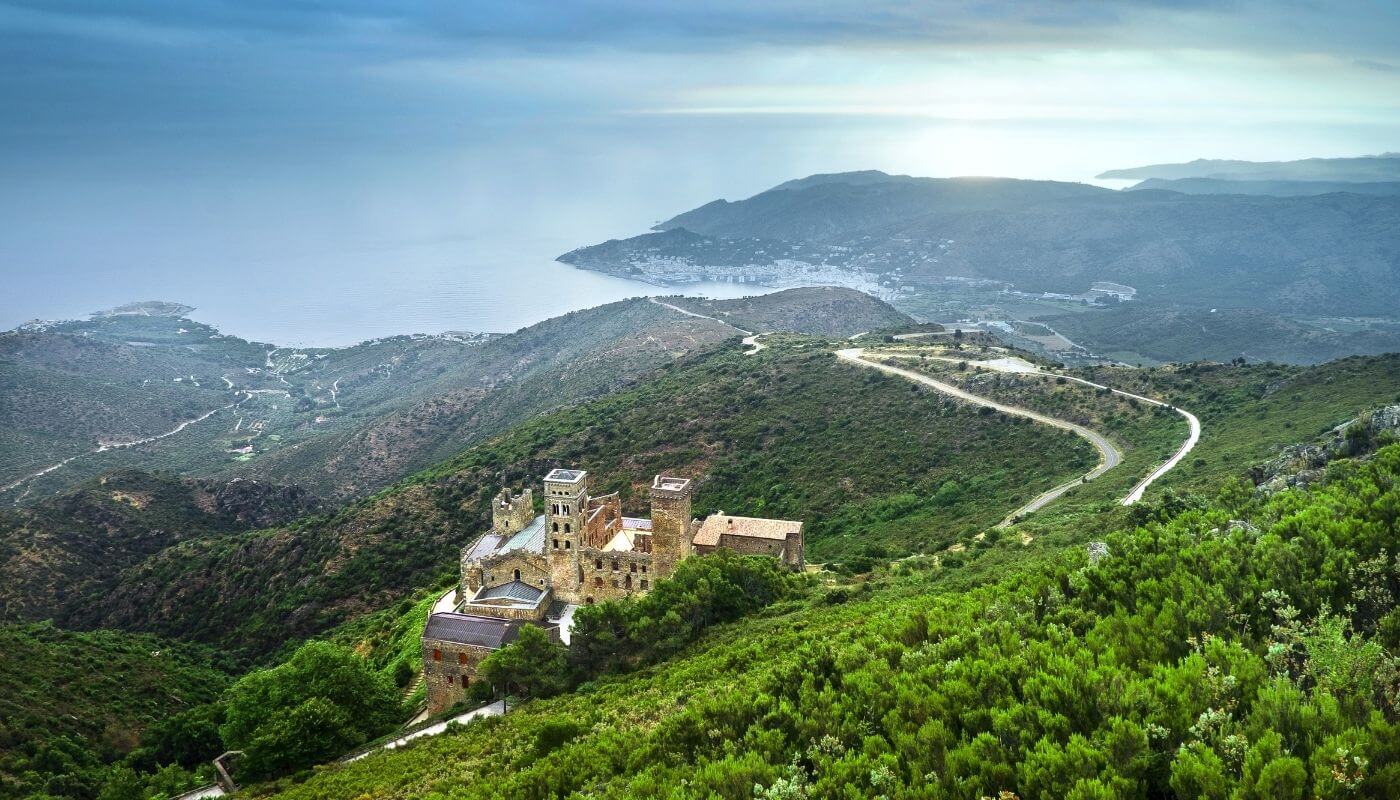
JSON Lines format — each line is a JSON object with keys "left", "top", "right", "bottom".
{"left": 478, "top": 580, "right": 544, "bottom": 603}
{"left": 545, "top": 468, "right": 585, "bottom": 482}
{"left": 423, "top": 613, "right": 524, "bottom": 649}
{"left": 500, "top": 515, "right": 546, "bottom": 554}
{"left": 463, "top": 533, "right": 506, "bottom": 561}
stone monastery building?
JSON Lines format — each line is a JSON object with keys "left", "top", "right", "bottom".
{"left": 422, "top": 468, "right": 803, "bottom": 712}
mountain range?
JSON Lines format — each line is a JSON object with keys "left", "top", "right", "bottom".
{"left": 559, "top": 168, "right": 1400, "bottom": 363}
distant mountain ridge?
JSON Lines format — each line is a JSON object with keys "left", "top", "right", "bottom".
{"left": 561, "top": 170, "right": 1400, "bottom": 318}
{"left": 1098, "top": 153, "right": 1400, "bottom": 182}
{"left": 1125, "top": 177, "right": 1400, "bottom": 197}
{"left": 1, "top": 288, "right": 912, "bottom": 502}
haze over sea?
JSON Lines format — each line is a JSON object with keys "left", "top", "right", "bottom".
{"left": 5, "top": 0, "right": 1397, "bottom": 346}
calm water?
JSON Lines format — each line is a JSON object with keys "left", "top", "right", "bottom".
{"left": 4, "top": 233, "right": 770, "bottom": 348}
{"left": 172, "top": 238, "right": 770, "bottom": 347}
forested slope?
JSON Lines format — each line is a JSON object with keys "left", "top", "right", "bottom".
{"left": 256, "top": 443, "right": 1400, "bottom": 800}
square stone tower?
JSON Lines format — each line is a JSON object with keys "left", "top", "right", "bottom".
{"left": 492, "top": 487, "right": 534, "bottom": 536}
{"left": 544, "top": 468, "right": 588, "bottom": 598}
{"left": 649, "top": 475, "right": 694, "bottom": 579}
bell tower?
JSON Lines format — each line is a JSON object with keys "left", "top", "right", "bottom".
{"left": 544, "top": 468, "right": 588, "bottom": 598}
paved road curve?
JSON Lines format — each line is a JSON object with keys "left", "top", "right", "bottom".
{"left": 648, "top": 299, "right": 1200, "bottom": 517}
{"left": 835, "top": 348, "right": 1123, "bottom": 525}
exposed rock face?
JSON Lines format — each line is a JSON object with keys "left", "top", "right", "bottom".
{"left": 1251, "top": 405, "right": 1400, "bottom": 493}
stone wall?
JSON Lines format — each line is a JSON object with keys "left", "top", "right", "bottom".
{"left": 714, "top": 531, "right": 805, "bottom": 569}
{"left": 574, "top": 548, "right": 654, "bottom": 602}
{"left": 479, "top": 552, "right": 551, "bottom": 591}
{"left": 422, "top": 639, "right": 493, "bottom": 714}
{"left": 548, "top": 544, "right": 582, "bottom": 601}
{"left": 491, "top": 487, "right": 535, "bottom": 535}
{"left": 649, "top": 477, "right": 694, "bottom": 579}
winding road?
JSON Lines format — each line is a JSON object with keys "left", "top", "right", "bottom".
{"left": 649, "top": 297, "right": 767, "bottom": 353}
{"left": 839, "top": 349, "right": 1200, "bottom": 519}
{"left": 835, "top": 349, "right": 1124, "bottom": 525}
{"left": 648, "top": 298, "right": 1201, "bottom": 523}
{"left": 2, "top": 400, "right": 240, "bottom": 499}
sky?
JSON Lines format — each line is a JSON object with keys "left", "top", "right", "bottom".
{"left": 2, "top": 0, "right": 1399, "bottom": 338}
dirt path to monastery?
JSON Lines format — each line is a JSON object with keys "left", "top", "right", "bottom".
{"left": 648, "top": 297, "right": 766, "bottom": 353}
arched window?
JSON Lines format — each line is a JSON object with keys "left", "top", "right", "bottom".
{"left": 564, "top": 523, "right": 571, "bottom": 533}
{"left": 513, "top": 569, "right": 521, "bottom": 581}
{"left": 552, "top": 522, "right": 559, "bottom": 533}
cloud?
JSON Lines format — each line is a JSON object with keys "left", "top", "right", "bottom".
{"left": 1354, "top": 58, "right": 1400, "bottom": 74}
{"left": 1, "top": 0, "right": 1387, "bottom": 55}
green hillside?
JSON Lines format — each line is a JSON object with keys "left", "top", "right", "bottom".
{"left": 74, "top": 337, "right": 1092, "bottom": 658}
{"left": 0, "top": 623, "right": 233, "bottom": 800}
{"left": 0, "top": 469, "right": 321, "bottom": 622}
{"left": 251, "top": 443, "right": 1400, "bottom": 799}
{"left": 0, "top": 299, "right": 734, "bottom": 503}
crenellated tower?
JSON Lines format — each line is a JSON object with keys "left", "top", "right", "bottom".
{"left": 649, "top": 475, "right": 694, "bottom": 578}
{"left": 492, "top": 487, "right": 535, "bottom": 536}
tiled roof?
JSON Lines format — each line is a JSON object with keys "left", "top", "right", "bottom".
{"left": 423, "top": 613, "right": 525, "bottom": 649}
{"left": 477, "top": 580, "right": 544, "bottom": 603}
{"left": 622, "top": 516, "right": 653, "bottom": 530}
{"left": 694, "top": 514, "right": 803, "bottom": 546}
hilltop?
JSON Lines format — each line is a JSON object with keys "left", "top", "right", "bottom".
{"left": 44, "top": 337, "right": 1088, "bottom": 658}
{"left": 660, "top": 286, "right": 912, "bottom": 336}
{"left": 5, "top": 323, "right": 1400, "bottom": 798}
{"left": 252, "top": 434, "right": 1400, "bottom": 800}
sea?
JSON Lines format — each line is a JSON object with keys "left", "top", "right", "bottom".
{"left": 3, "top": 234, "right": 769, "bottom": 348}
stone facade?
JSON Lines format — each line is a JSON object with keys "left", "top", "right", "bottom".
{"left": 420, "top": 638, "right": 492, "bottom": 712}
{"left": 493, "top": 487, "right": 535, "bottom": 536}
{"left": 648, "top": 475, "right": 694, "bottom": 579}
{"left": 422, "top": 466, "right": 804, "bottom": 714}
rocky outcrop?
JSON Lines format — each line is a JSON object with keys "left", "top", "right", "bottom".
{"left": 1251, "top": 405, "right": 1400, "bottom": 493}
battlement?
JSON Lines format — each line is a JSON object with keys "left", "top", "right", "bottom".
{"left": 650, "top": 474, "right": 693, "bottom": 499}
{"left": 492, "top": 487, "right": 535, "bottom": 536}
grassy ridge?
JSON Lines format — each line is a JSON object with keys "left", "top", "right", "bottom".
{"left": 1072, "top": 354, "right": 1400, "bottom": 492}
